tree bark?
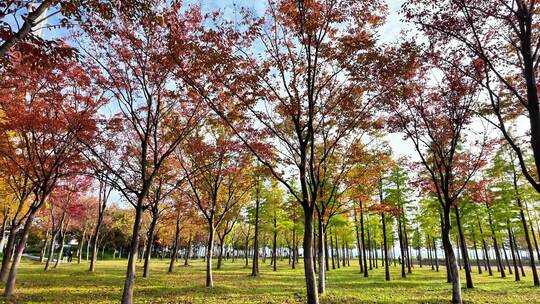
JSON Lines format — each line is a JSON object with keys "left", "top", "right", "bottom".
{"left": 252, "top": 185, "right": 260, "bottom": 276}
{"left": 454, "top": 207, "right": 473, "bottom": 288}
{"left": 206, "top": 224, "right": 215, "bottom": 287}
{"left": 317, "top": 218, "right": 325, "bottom": 293}
{"left": 120, "top": 202, "right": 144, "bottom": 304}
{"left": 381, "top": 212, "right": 390, "bottom": 281}
{"left": 508, "top": 225, "right": 520, "bottom": 281}
{"left": 4, "top": 210, "right": 37, "bottom": 297}
{"left": 143, "top": 213, "right": 158, "bottom": 278}
{"left": 477, "top": 217, "right": 492, "bottom": 275}
{"left": 302, "top": 207, "right": 319, "bottom": 304}
{"left": 442, "top": 207, "right": 462, "bottom": 304}
{"left": 487, "top": 203, "right": 505, "bottom": 278}
{"left": 169, "top": 213, "right": 181, "bottom": 273}
{"left": 354, "top": 208, "right": 363, "bottom": 273}
{"left": 360, "top": 203, "right": 368, "bottom": 277}
{"left": 398, "top": 216, "right": 406, "bottom": 278}
{"left": 0, "top": 226, "right": 18, "bottom": 282}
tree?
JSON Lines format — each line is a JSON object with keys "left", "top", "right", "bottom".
{"left": 172, "top": 1, "right": 387, "bottom": 302}
{"left": 0, "top": 39, "right": 100, "bottom": 296}
{"left": 403, "top": 0, "right": 540, "bottom": 195}
{"left": 387, "top": 50, "right": 489, "bottom": 303}
{"left": 77, "top": 2, "right": 205, "bottom": 302}
{"left": 181, "top": 120, "right": 253, "bottom": 287}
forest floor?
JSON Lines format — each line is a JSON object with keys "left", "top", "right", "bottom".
{"left": 1, "top": 258, "right": 539, "bottom": 303}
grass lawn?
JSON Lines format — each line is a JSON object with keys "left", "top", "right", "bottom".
{"left": 1, "top": 258, "right": 539, "bottom": 303}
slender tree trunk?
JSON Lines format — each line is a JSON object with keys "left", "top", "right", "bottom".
{"left": 54, "top": 219, "right": 67, "bottom": 269}
{"left": 44, "top": 229, "right": 58, "bottom": 271}
{"left": 184, "top": 233, "right": 192, "bottom": 266}
{"left": 89, "top": 213, "right": 104, "bottom": 272}
{"left": 77, "top": 228, "right": 86, "bottom": 264}
{"left": 0, "top": 227, "right": 17, "bottom": 282}
{"left": 324, "top": 231, "right": 329, "bottom": 271}
{"left": 206, "top": 224, "right": 215, "bottom": 288}
{"left": 39, "top": 229, "right": 49, "bottom": 264}
{"left": 169, "top": 214, "right": 181, "bottom": 273}
{"left": 513, "top": 232, "right": 526, "bottom": 277}
{"left": 330, "top": 231, "right": 335, "bottom": 270}
{"left": 398, "top": 216, "right": 406, "bottom": 278}
{"left": 487, "top": 204, "right": 505, "bottom": 278}
{"left": 381, "top": 212, "right": 390, "bottom": 281}
{"left": 508, "top": 225, "right": 520, "bottom": 281}
{"left": 292, "top": 228, "right": 296, "bottom": 269}
{"left": 217, "top": 237, "right": 225, "bottom": 270}
{"left": 302, "top": 206, "right": 319, "bottom": 304}
{"left": 5, "top": 210, "right": 37, "bottom": 297}
{"left": 360, "top": 203, "right": 368, "bottom": 277}
{"left": 252, "top": 192, "right": 260, "bottom": 276}
{"left": 354, "top": 209, "right": 363, "bottom": 273}
{"left": 433, "top": 238, "right": 439, "bottom": 272}
{"left": 120, "top": 202, "right": 144, "bottom": 304}
{"left": 335, "top": 231, "right": 340, "bottom": 269}
{"left": 442, "top": 207, "right": 462, "bottom": 304}
{"left": 477, "top": 217, "right": 492, "bottom": 275}
{"left": 143, "top": 214, "right": 158, "bottom": 278}
{"left": 472, "top": 234, "right": 482, "bottom": 274}
{"left": 403, "top": 218, "right": 412, "bottom": 273}
{"left": 454, "top": 207, "right": 473, "bottom": 288}
{"left": 273, "top": 225, "right": 278, "bottom": 272}
{"left": 316, "top": 221, "right": 325, "bottom": 293}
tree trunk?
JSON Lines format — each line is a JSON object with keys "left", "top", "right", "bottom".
{"left": 252, "top": 188, "right": 260, "bottom": 276}
{"left": 217, "top": 237, "right": 225, "bottom": 270}
{"left": 335, "top": 231, "right": 340, "bottom": 269}
{"left": 169, "top": 213, "right": 181, "bottom": 273}
{"left": 454, "top": 207, "right": 473, "bottom": 288}
{"left": 292, "top": 228, "right": 296, "bottom": 269}
{"left": 120, "top": 203, "right": 144, "bottom": 304}
{"left": 382, "top": 212, "right": 390, "bottom": 281}
{"left": 442, "top": 207, "right": 462, "bottom": 304}
{"left": 433, "top": 238, "right": 439, "bottom": 272}
{"left": 324, "top": 232, "right": 329, "bottom": 271}
{"left": 477, "top": 217, "right": 492, "bottom": 275}
{"left": 54, "top": 221, "right": 67, "bottom": 268}
{"left": 360, "top": 203, "right": 368, "bottom": 277}
{"left": 77, "top": 228, "right": 86, "bottom": 264}
{"left": 508, "top": 225, "right": 520, "bottom": 281}
{"left": 487, "top": 203, "right": 505, "bottom": 278}
{"left": 330, "top": 230, "right": 335, "bottom": 270}
{"left": 143, "top": 214, "right": 158, "bottom": 278}
{"left": 273, "top": 225, "right": 277, "bottom": 272}
{"left": 398, "top": 216, "right": 406, "bottom": 278}
{"left": 40, "top": 229, "right": 50, "bottom": 264}
{"left": 184, "top": 233, "right": 192, "bottom": 266}
{"left": 4, "top": 210, "right": 37, "bottom": 297}
{"left": 89, "top": 210, "right": 105, "bottom": 272}
{"left": 206, "top": 224, "right": 215, "bottom": 288}
{"left": 513, "top": 232, "right": 526, "bottom": 277}
{"left": 0, "top": 227, "right": 17, "bottom": 282}
{"left": 317, "top": 219, "right": 325, "bottom": 294}
{"left": 302, "top": 207, "right": 318, "bottom": 304}
{"left": 44, "top": 229, "right": 58, "bottom": 271}
{"left": 354, "top": 209, "right": 363, "bottom": 273}
{"left": 472, "top": 233, "right": 482, "bottom": 274}
{"left": 403, "top": 218, "right": 412, "bottom": 273}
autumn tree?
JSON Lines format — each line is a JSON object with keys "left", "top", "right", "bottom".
{"left": 387, "top": 51, "right": 489, "bottom": 303}
{"left": 181, "top": 119, "right": 253, "bottom": 287}
{"left": 76, "top": 2, "right": 206, "bottom": 302}
{"left": 173, "top": 1, "right": 388, "bottom": 302}
{"left": 0, "top": 38, "right": 100, "bottom": 296}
